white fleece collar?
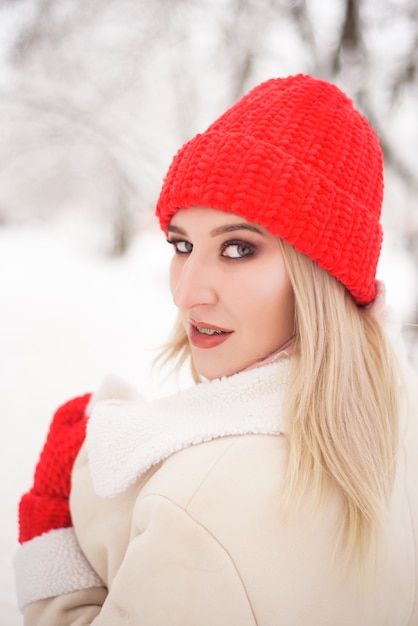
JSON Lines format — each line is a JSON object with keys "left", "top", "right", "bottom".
{"left": 86, "top": 359, "right": 290, "bottom": 498}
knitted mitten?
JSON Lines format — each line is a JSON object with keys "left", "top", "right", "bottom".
{"left": 15, "top": 393, "right": 105, "bottom": 613}
{"left": 15, "top": 378, "right": 138, "bottom": 612}
{"left": 18, "top": 394, "right": 91, "bottom": 543}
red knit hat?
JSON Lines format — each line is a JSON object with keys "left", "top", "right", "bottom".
{"left": 156, "top": 74, "right": 383, "bottom": 305}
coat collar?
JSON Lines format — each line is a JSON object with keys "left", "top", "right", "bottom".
{"left": 86, "top": 359, "right": 290, "bottom": 498}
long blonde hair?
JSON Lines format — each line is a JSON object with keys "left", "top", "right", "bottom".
{"left": 277, "top": 239, "right": 399, "bottom": 570}
{"left": 157, "top": 239, "right": 400, "bottom": 568}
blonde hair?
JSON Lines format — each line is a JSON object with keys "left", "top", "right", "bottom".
{"left": 157, "top": 239, "right": 400, "bottom": 568}
{"left": 277, "top": 240, "right": 399, "bottom": 570}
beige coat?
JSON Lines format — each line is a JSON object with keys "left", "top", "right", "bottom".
{"left": 17, "top": 359, "right": 418, "bottom": 625}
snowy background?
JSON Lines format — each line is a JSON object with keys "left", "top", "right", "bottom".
{"left": 1, "top": 0, "right": 417, "bottom": 623}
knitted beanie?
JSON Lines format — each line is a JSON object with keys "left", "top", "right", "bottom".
{"left": 156, "top": 74, "right": 384, "bottom": 305}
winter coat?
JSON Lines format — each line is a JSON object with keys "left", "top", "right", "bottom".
{"left": 16, "top": 357, "right": 418, "bottom": 625}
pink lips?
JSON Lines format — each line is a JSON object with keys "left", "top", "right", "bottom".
{"left": 188, "top": 319, "right": 233, "bottom": 349}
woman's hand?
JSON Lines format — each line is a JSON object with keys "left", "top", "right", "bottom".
{"left": 18, "top": 393, "right": 91, "bottom": 543}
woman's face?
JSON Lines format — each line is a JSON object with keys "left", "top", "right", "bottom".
{"left": 168, "top": 207, "right": 294, "bottom": 379}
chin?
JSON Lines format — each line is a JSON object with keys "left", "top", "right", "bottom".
{"left": 193, "top": 356, "right": 246, "bottom": 381}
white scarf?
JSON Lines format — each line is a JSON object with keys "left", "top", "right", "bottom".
{"left": 86, "top": 358, "right": 290, "bottom": 498}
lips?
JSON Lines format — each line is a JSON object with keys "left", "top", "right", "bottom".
{"left": 188, "top": 319, "right": 233, "bottom": 349}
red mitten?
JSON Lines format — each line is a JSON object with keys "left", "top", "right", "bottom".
{"left": 18, "top": 393, "right": 91, "bottom": 543}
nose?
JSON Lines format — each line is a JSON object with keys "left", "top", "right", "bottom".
{"left": 170, "top": 252, "right": 218, "bottom": 310}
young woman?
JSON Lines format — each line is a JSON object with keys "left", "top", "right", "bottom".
{"left": 15, "top": 74, "right": 418, "bottom": 625}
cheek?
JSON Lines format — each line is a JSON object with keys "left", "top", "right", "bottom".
{"left": 169, "top": 257, "right": 180, "bottom": 296}
{"left": 252, "top": 260, "right": 290, "bottom": 301}
{"left": 243, "top": 262, "right": 294, "bottom": 330}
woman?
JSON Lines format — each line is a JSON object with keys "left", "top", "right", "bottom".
{"left": 15, "top": 74, "right": 418, "bottom": 625}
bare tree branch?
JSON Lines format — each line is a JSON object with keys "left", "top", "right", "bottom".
{"left": 332, "top": 0, "right": 363, "bottom": 73}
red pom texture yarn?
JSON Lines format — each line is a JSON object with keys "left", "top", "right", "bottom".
{"left": 18, "top": 394, "right": 91, "bottom": 543}
{"left": 156, "top": 74, "right": 383, "bottom": 305}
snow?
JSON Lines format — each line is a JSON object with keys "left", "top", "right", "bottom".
{"left": 0, "top": 218, "right": 415, "bottom": 625}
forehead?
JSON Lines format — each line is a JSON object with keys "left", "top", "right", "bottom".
{"left": 168, "top": 206, "right": 269, "bottom": 236}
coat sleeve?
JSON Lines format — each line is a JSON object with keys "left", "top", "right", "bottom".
{"left": 23, "top": 588, "right": 106, "bottom": 626}
{"left": 20, "top": 495, "right": 257, "bottom": 626}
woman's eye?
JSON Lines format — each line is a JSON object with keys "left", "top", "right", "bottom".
{"left": 170, "top": 240, "right": 193, "bottom": 254}
{"left": 221, "top": 242, "right": 254, "bottom": 259}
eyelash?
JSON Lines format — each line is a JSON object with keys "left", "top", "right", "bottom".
{"left": 167, "top": 239, "right": 192, "bottom": 254}
{"left": 220, "top": 240, "right": 255, "bottom": 259}
{"left": 167, "top": 238, "right": 256, "bottom": 259}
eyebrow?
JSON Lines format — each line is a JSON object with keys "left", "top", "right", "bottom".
{"left": 167, "top": 222, "right": 264, "bottom": 237}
